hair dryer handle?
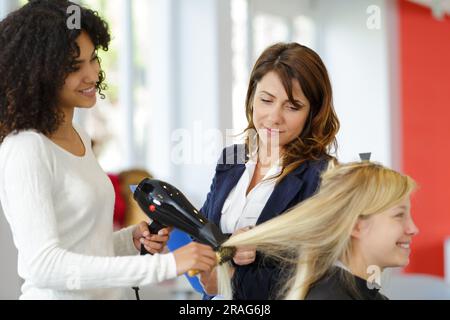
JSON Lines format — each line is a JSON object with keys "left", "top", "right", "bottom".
{"left": 140, "top": 220, "right": 166, "bottom": 255}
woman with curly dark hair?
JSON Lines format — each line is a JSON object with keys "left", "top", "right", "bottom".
{"left": 0, "top": 0, "right": 216, "bottom": 299}
{"left": 198, "top": 42, "right": 340, "bottom": 300}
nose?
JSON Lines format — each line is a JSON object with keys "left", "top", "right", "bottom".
{"left": 267, "top": 103, "right": 283, "bottom": 125}
{"left": 84, "top": 62, "right": 100, "bottom": 85}
{"left": 406, "top": 217, "right": 419, "bottom": 237}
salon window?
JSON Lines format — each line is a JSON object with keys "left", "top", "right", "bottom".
{"left": 230, "top": 0, "right": 316, "bottom": 136}
{"left": 74, "top": 0, "right": 153, "bottom": 173}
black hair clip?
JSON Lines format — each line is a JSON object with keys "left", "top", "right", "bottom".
{"left": 359, "top": 153, "right": 372, "bottom": 161}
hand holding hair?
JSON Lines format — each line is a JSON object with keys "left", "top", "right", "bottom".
{"left": 232, "top": 226, "right": 257, "bottom": 266}
{"left": 173, "top": 242, "right": 218, "bottom": 276}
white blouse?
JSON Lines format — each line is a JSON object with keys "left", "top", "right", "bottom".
{"left": 220, "top": 159, "right": 282, "bottom": 234}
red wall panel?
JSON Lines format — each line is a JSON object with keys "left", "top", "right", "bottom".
{"left": 399, "top": 0, "right": 450, "bottom": 276}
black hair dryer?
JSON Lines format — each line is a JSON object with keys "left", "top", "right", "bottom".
{"left": 131, "top": 178, "right": 234, "bottom": 276}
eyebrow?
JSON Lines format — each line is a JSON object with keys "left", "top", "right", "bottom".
{"left": 260, "top": 91, "right": 304, "bottom": 105}
{"left": 73, "top": 50, "right": 97, "bottom": 63}
{"left": 261, "top": 91, "right": 276, "bottom": 98}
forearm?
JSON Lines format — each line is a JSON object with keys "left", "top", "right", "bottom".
{"left": 27, "top": 244, "right": 177, "bottom": 290}
{"left": 113, "top": 225, "right": 139, "bottom": 256}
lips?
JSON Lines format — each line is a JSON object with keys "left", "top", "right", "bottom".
{"left": 78, "top": 87, "right": 96, "bottom": 98}
{"left": 264, "top": 127, "right": 284, "bottom": 134}
{"left": 396, "top": 241, "right": 411, "bottom": 249}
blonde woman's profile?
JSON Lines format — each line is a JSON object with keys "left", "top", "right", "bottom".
{"left": 213, "top": 161, "right": 419, "bottom": 300}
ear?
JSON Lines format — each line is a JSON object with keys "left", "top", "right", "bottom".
{"left": 351, "top": 218, "right": 369, "bottom": 239}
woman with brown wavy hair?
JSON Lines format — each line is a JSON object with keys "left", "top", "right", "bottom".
{"left": 198, "top": 42, "right": 340, "bottom": 300}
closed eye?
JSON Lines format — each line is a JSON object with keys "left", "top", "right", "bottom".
{"left": 394, "top": 212, "right": 405, "bottom": 218}
{"left": 287, "top": 104, "right": 300, "bottom": 111}
{"left": 71, "top": 63, "right": 81, "bottom": 72}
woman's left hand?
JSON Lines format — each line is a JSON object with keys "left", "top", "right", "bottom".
{"left": 232, "top": 227, "right": 257, "bottom": 266}
{"left": 132, "top": 221, "right": 171, "bottom": 254}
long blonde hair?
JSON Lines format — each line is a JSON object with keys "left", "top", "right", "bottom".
{"left": 217, "top": 161, "right": 416, "bottom": 299}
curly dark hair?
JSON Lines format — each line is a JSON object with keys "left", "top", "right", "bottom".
{"left": 0, "top": 0, "right": 110, "bottom": 142}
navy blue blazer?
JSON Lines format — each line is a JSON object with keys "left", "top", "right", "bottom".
{"left": 200, "top": 144, "right": 329, "bottom": 300}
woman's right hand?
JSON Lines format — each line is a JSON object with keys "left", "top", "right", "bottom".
{"left": 199, "top": 266, "right": 236, "bottom": 296}
{"left": 173, "top": 242, "right": 217, "bottom": 276}
{"left": 199, "top": 267, "right": 218, "bottom": 295}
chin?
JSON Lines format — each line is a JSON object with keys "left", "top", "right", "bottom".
{"left": 77, "top": 101, "right": 97, "bottom": 109}
{"left": 392, "top": 257, "right": 410, "bottom": 268}
{"left": 400, "top": 257, "right": 410, "bottom": 267}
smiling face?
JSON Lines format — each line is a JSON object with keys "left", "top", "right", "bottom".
{"left": 252, "top": 71, "right": 311, "bottom": 153}
{"left": 352, "top": 195, "right": 419, "bottom": 270}
{"left": 58, "top": 31, "right": 100, "bottom": 110}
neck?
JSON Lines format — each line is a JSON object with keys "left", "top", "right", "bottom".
{"left": 342, "top": 249, "right": 382, "bottom": 282}
{"left": 342, "top": 255, "right": 384, "bottom": 290}
{"left": 51, "top": 106, "right": 75, "bottom": 139}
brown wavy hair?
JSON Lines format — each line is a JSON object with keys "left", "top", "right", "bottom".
{"left": 0, "top": 0, "right": 110, "bottom": 143}
{"left": 244, "top": 42, "right": 340, "bottom": 181}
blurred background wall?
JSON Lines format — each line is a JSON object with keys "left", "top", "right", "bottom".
{"left": 400, "top": 0, "right": 450, "bottom": 277}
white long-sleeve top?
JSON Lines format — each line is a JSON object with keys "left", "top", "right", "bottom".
{"left": 0, "top": 125, "right": 177, "bottom": 299}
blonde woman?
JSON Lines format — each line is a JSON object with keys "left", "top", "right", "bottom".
{"left": 214, "top": 161, "right": 419, "bottom": 300}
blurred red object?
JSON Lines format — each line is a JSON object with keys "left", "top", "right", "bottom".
{"left": 108, "top": 174, "right": 126, "bottom": 230}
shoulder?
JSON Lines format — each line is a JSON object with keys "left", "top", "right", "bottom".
{"left": 0, "top": 131, "right": 53, "bottom": 182}
{"left": 215, "top": 144, "right": 247, "bottom": 170}
{"left": 289, "top": 156, "right": 332, "bottom": 183}
{"left": 0, "top": 130, "right": 49, "bottom": 159}
{"left": 305, "top": 270, "right": 353, "bottom": 300}
{"left": 2, "top": 129, "right": 44, "bottom": 144}
{"left": 305, "top": 156, "right": 333, "bottom": 174}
